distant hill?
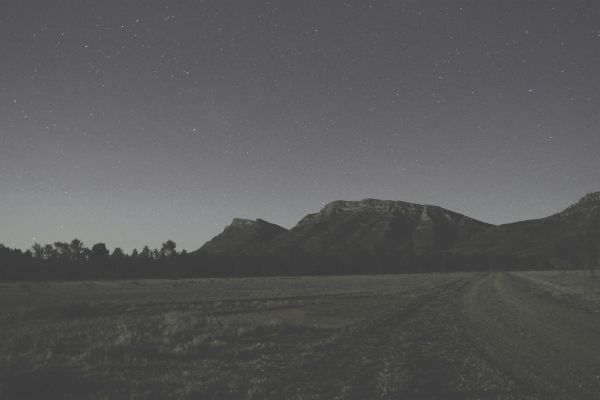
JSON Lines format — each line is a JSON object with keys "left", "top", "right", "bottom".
{"left": 193, "top": 192, "right": 600, "bottom": 275}
{"left": 267, "top": 199, "right": 493, "bottom": 273}
{"left": 452, "top": 192, "right": 600, "bottom": 267}
{"left": 199, "top": 218, "right": 287, "bottom": 255}
{"left": 195, "top": 199, "right": 492, "bottom": 274}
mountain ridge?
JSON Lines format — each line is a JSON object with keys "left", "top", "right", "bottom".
{"left": 194, "top": 192, "right": 600, "bottom": 275}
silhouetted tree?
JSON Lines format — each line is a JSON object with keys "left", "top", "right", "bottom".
{"left": 0, "top": 244, "right": 35, "bottom": 280}
{"left": 109, "top": 247, "right": 126, "bottom": 277}
{"left": 42, "top": 244, "right": 55, "bottom": 261}
{"left": 161, "top": 240, "right": 177, "bottom": 258}
{"left": 31, "top": 243, "right": 44, "bottom": 261}
{"left": 111, "top": 247, "right": 125, "bottom": 258}
{"left": 69, "top": 239, "right": 86, "bottom": 263}
{"left": 54, "top": 242, "right": 71, "bottom": 261}
{"left": 90, "top": 243, "right": 110, "bottom": 264}
{"left": 140, "top": 245, "right": 151, "bottom": 260}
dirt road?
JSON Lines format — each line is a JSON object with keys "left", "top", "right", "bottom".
{"left": 267, "top": 272, "right": 600, "bottom": 399}
{"left": 464, "top": 273, "right": 600, "bottom": 399}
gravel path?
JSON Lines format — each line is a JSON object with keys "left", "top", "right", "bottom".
{"left": 464, "top": 273, "right": 600, "bottom": 399}
{"left": 268, "top": 272, "right": 600, "bottom": 399}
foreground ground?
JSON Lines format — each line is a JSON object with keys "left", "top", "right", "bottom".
{"left": 1, "top": 271, "right": 599, "bottom": 399}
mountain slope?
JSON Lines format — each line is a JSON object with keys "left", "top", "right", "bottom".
{"left": 270, "top": 199, "right": 491, "bottom": 264}
{"left": 194, "top": 193, "right": 600, "bottom": 275}
{"left": 199, "top": 218, "right": 287, "bottom": 255}
{"left": 453, "top": 192, "right": 600, "bottom": 265}
{"left": 197, "top": 199, "right": 492, "bottom": 274}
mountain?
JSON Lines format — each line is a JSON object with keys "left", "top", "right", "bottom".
{"left": 196, "top": 199, "right": 493, "bottom": 275}
{"left": 199, "top": 218, "right": 287, "bottom": 255}
{"left": 453, "top": 192, "right": 600, "bottom": 267}
{"left": 194, "top": 193, "right": 600, "bottom": 275}
{"left": 267, "top": 199, "right": 494, "bottom": 273}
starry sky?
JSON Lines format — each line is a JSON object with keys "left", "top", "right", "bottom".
{"left": 1, "top": 0, "right": 600, "bottom": 252}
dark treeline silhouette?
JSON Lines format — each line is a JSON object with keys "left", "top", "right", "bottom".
{"left": 0, "top": 239, "right": 227, "bottom": 281}
{"left": 0, "top": 236, "right": 597, "bottom": 281}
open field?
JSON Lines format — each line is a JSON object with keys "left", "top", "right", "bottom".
{"left": 1, "top": 271, "right": 599, "bottom": 399}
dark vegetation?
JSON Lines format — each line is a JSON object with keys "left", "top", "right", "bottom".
{"left": 0, "top": 239, "right": 222, "bottom": 280}
{"left": 0, "top": 236, "right": 596, "bottom": 281}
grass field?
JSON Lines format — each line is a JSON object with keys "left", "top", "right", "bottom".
{"left": 1, "top": 271, "right": 599, "bottom": 399}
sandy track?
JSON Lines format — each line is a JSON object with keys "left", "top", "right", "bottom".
{"left": 267, "top": 273, "right": 600, "bottom": 399}
{"left": 464, "top": 273, "right": 600, "bottom": 399}
{"left": 266, "top": 276, "right": 517, "bottom": 399}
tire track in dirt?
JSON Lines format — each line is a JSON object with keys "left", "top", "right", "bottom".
{"left": 463, "top": 273, "right": 600, "bottom": 399}
{"left": 265, "top": 276, "right": 519, "bottom": 399}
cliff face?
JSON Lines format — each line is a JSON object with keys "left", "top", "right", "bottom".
{"left": 281, "top": 199, "right": 491, "bottom": 258}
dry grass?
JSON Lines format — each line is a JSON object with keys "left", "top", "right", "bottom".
{"left": 0, "top": 273, "right": 466, "bottom": 399}
{"left": 512, "top": 270, "right": 600, "bottom": 313}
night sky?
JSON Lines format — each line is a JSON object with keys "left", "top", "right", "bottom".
{"left": 2, "top": 1, "right": 599, "bottom": 252}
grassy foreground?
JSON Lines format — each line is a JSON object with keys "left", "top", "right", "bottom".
{"left": 1, "top": 271, "right": 599, "bottom": 399}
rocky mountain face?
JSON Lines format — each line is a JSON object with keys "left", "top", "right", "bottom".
{"left": 267, "top": 199, "right": 492, "bottom": 273}
{"left": 196, "top": 199, "right": 492, "bottom": 274}
{"left": 199, "top": 218, "right": 287, "bottom": 255}
{"left": 194, "top": 193, "right": 600, "bottom": 275}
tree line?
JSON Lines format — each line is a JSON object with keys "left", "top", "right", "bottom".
{"left": 0, "top": 236, "right": 597, "bottom": 281}
{"left": 0, "top": 239, "right": 226, "bottom": 281}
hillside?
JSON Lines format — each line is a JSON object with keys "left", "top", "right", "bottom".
{"left": 195, "top": 193, "right": 600, "bottom": 274}
{"left": 453, "top": 192, "right": 600, "bottom": 266}
{"left": 199, "top": 218, "right": 287, "bottom": 255}
{"left": 268, "top": 199, "right": 493, "bottom": 273}
{"left": 196, "top": 199, "right": 493, "bottom": 274}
